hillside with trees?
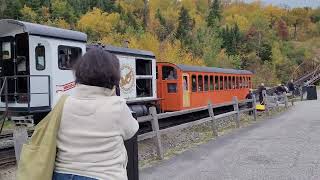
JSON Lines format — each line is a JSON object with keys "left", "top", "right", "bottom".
{"left": 1, "top": 0, "right": 320, "bottom": 87}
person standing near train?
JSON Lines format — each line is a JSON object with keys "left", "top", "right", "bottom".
{"left": 258, "top": 83, "right": 266, "bottom": 104}
{"left": 53, "top": 48, "right": 139, "bottom": 180}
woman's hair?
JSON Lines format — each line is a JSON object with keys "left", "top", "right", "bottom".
{"left": 73, "top": 47, "right": 120, "bottom": 89}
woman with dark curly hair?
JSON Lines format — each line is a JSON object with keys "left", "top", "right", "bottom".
{"left": 53, "top": 48, "right": 139, "bottom": 180}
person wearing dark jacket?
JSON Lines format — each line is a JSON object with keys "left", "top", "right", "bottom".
{"left": 258, "top": 83, "right": 266, "bottom": 104}
{"left": 287, "top": 79, "right": 295, "bottom": 93}
{"left": 245, "top": 89, "right": 254, "bottom": 115}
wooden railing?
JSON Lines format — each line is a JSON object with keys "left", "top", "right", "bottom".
{"left": 137, "top": 93, "right": 293, "bottom": 159}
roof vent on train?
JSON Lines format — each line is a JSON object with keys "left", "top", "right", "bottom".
{"left": 0, "top": 19, "right": 87, "bottom": 42}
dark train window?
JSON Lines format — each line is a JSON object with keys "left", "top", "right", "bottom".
{"left": 239, "top": 77, "right": 243, "bottom": 88}
{"left": 249, "top": 77, "right": 251, "bottom": 88}
{"left": 215, "top": 76, "right": 219, "bottom": 90}
{"left": 232, "top": 76, "right": 235, "bottom": 89}
{"left": 220, "top": 76, "right": 223, "bottom": 90}
{"left": 236, "top": 77, "right": 239, "bottom": 89}
{"left": 204, "top": 75, "right": 209, "bottom": 91}
{"left": 136, "top": 59, "right": 152, "bottom": 75}
{"left": 198, "top": 75, "right": 203, "bottom": 91}
{"left": 210, "top": 76, "right": 214, "bottom": 91}
{"left": 246, "top": 77, "right": 249, "bottom": 88}
{"left": 228, "top": 76, "right": 232, "bottom": 89}
{"left": 167, "top": 83, "right": 177, "bottom": 93}
{"left": 58, "top": 46, "right": 82, "bottom": 70}
{"left": 136, "top": 79, "right": 153, "bottom": 97}
{"left": 192, "top": 75, "right": 197, "bottom": 92}
{"left": 224, "top": 76, "right": 228, "bottom": 90}
{"left": 35, "top": 45, "right": 45, "bottom": 71}
{"left": 162, "top": 66, "right": 177, "bottom": 80}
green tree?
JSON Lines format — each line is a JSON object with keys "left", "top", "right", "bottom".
{"left": 51, "top": 0, "right": 76, "bottom": 24}
{"left": 206, "top": 0, "right": 221, "bottom": 29}
{"left": 0, "top": 0, "right": 22, "bottom": 19}
{"left": 176, "top": 6, "right": 194, "bottom": 47}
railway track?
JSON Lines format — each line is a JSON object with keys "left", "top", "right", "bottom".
{"left": 0, "top": 148, "right": 15, "bottom": 168}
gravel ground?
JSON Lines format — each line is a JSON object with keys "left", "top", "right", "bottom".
{"left": 0, "top": 165, "right": 16, "bottom": 180}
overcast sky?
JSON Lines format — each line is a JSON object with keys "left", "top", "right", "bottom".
{"left": 243, "top": 0, "right": 320, "bottom": 8}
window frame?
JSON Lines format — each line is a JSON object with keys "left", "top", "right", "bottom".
{"left": 35, "top": 45, "right": 46, "bottom": 71}
{"left": 204, "top": 75, "right": 209, "bottom": 91}
{"left": 198, "top": 74, "right": 203, "bottom": 92}
{"left": 58, "top": 45, "right": 82, "bottom": 70}
{"left": 192, "top": 74, "right": 197, "bottom": 92}
{"left": 210, "top": 75, "right": 214, "bottom": 91}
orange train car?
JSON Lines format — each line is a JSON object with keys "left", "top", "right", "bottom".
{"left": 157, "top": 62, "right": 253, "bottom": 112}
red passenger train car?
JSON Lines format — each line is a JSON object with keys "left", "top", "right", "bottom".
{"left": 157, "top": 63, "right": 253, "bottom": 112}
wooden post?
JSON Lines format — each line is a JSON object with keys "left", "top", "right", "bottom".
{"left": 252, "top": 95, "right": 257, "bottom": 121}
{"left": 262, "top": 90, "right": 269, "bottom": 115}
{"left": 284, "top": 92, "right": 288, "bottom": 108}
{"left": 13, "top": 125, "right": 28, "bottom": 163}
{"left": 232, "top": 97, "right": 240, "bottom": 128}
{"left": 149, "top": 107, "right": 164, "bottom": 160}
{"left": 208, "top": 102, "right": 218, "bottom": 136}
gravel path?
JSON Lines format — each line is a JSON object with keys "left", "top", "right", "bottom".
{"left": 140, "top": 100, "right": 320, "bottom": 180}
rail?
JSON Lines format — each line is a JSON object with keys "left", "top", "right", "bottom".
{"left": 0, "top": 75, "right": 51, "bottom": 113}
{"left": 137, "top": 93, "right": 293, "bottom": 159}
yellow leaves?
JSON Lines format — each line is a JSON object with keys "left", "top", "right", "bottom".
{"left": 53, "top": 18, "right": 70, "bottom": 29}
{"left": 77, "top": 8, "right": 121, "bottom": 39}
{"left": 225, "top": 14, "right": 250, "bottom": 32}
{"left": 20, "top": 5, "right": 37, "bottom": 22}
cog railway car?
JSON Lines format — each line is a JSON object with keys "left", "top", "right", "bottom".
{"left": 0, "top": 19, "right": 253, "bottom": 121}
{"left": 157, "top": 63, "right": 253, "bottom": 111}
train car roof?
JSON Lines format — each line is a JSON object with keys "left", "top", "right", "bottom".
{"left": 0, "top": 19, "right": 87, "bottom": 42}
{"left": 176, "top": 64, "right": 253, "bottom": 75}
{"left": 87, "top": 44, "right": 155, "bottom": 59}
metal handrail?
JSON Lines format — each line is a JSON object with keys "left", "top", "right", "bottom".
{"left": 0, "top": 75, "right": 51, "bottom": 113}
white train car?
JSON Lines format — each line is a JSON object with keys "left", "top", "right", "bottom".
{"left": 0, "top": 19, "right": 157, "bottom": 121}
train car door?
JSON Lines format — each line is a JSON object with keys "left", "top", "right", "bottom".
{"left": 182, "top": 73, "right": 190, "bottom": 107}
{"left": 28, "top": 36, "right": 51, "bottom": 108}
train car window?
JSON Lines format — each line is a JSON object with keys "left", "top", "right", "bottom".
{"left": 35, "top": 45, "right": 45, "bottom": 71}
{"left": 204, "top": 75, "right": 209, "bottom": 91}
{"left": 210, "top": 76, "right": 214, "bottom": 91}
{"left": 137, "top": 79, "right": 153, "bottom": 97}
{"left": 198, "top": 75, "right": 203, "bottom": 91}
{"left": 192, "top": 75, "right": 197, "bottom": 92}
{"left": 228, "top": 76, "right": 232, "bottom": 89}
{"left": 232, "top": 76, "right": 235, "bottom": 89}
{"left": 183, "top": 76, "right": 188, "bottom": 91}
{"left": 239, "top": 77, "right": 242, "bottom": 88}
{"left": 58, "top": 46, "right": 82, "bottom": 70}
{"left": 246, "top": 77, "right": 249, "bottom": 88}
{"left": 224, "top": 76, "right": 228, "bottom": 90}
{"left": 162, "top": 66, "right": 177, "bottom": 80}
{"left": 136, "top": 59, "right": 152, "bottom": 75}
{"left": 249, "top": 77, "right": 251, "bottom": 88}
{"left": 215, "top": 76, "right": 219, "bottom": 90}
{"left": 167, "top": 83, "right": 177, "bottom": 93}
{"left": 1, "top": 42, "right": 11, "bottom": 60}
{"left": 219, "top": 76, "right": 223, "bottom": 90}
{"left": 235, "top": 76, "right": 239, "bottom": 89}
